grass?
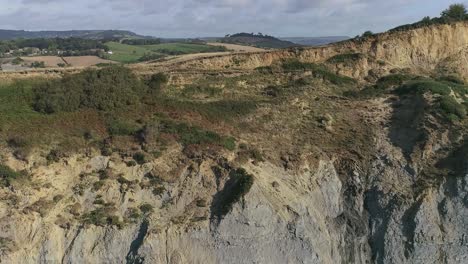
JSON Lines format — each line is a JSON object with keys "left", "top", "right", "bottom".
{"left": 0, "top": 164, "right": 22, "bottom": 187}
{"left": 105, "top": 42, "right": 227, "bottom": 63}
{"left": 104, "top": 42, "right": 151, "bottom": 63}
{"left": 154, "top": 98, "right": 257, "bottom": 122}
{"left": 137, "top": 43, "right": 226, "bottom": 55}
{"left": 160, "top": 120, "right": 236, "bottom": 150}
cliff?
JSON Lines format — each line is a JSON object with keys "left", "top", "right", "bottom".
{"left": 1, "top": 21, "right": 468, "bottom": 264}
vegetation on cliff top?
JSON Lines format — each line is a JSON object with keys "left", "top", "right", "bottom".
{"left": 390, "top": 4, "right": 468, "bottom": 32}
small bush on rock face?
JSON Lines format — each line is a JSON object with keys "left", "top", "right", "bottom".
{"left": 146, "top": 73, "right": 168, "bottom": 93}
{"left": 133, "top": 152, "right": 147, "bottom": 165}
{"left": 139, "top": 203, "right": 154, "bottom": 214}
{"left": 439, "top": 96, "right": 466, "bottom": 119}
{"left": 0, "top": 164, "right": 21, "bottom": 187}
{"left": 216, "top": 168, "right": 254, "bottom": 218}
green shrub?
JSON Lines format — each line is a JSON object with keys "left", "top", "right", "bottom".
{"left": 146, "top": 72, "right": 168, "bottom": 92}
{"left": 11, "top": 57, "right": 24, "bottom": 65}
{"left": 437, "top": 75, "right": 465, "bottom": 85}
{"left": 107, "top": 119, "right": 140, "bottom": 136}
{"left": 30, "top": 61, "right": 45, "bottom": 68}
{"left": 33, "top": 66, "right": 146, "bottom": 113}
{"left": 81, "top": 205, "right": 123, "bottom": 228}
{"left": 439, "top": 96, "right": 466, "bottom": 119}
{"left": 376, "top": 74, "right": 414, "bottom": 89}
{"left": 255, "top": 66, "right": 274, "bottom": 73}
{"left": 0, "top": 164, "right": 21, "bottom": 187}
{"left": 139, "top": 203, "right": 154, "bottom": 214}
{"left": 154, "top": 98, "right": 257, "bottom": 122}
{"left": 217, "top": 168, "right": 254, "bottom": 218}
{"left": 160, "top": 120, "right": 236, "bottom": 150}
{"left": 182, "top": 85, "right": 221, "bottom": 98}
{"left": 138, "top": 53, "right": 165, "bottom": 62}
{"left": 262, "top": 85, "right": 281, "bottom": 97}
{"left": 361, "top": 31, "right": 374, "bottom": 38}
{"left": 133, "top": 152, "right": 147, "bottom": 165}
{"left": 395, "top": 80, "right": 451, "bottom": 96}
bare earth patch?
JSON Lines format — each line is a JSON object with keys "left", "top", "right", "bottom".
{"left": 207, "top": 42, "right": 265, "bottom": 52}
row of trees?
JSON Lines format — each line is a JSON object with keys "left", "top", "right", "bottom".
{"left": 0, "top": 37, "right": 108, "bottom": 55}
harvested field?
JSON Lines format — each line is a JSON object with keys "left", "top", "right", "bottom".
{"left": 21, "top": 56, "right": 66, "bottom": 67}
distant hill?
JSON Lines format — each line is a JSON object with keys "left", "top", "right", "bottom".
{"left": 0, "top": 29, "right": 150, "bottom": 40}
{"left": 280, "top": 36, "right": 350, "bottom": 46}
{"left": 220, "top": 33, "right": 299, "bottom": 49}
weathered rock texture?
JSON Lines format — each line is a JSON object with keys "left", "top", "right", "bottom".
{"left": 1, "top": 22, "right": 468, "bottom": 264}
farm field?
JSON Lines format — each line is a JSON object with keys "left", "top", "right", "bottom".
{"left": 104, "top": 41, "right": 229, "bottom": 63}
{"left": 20, "top": 56, "right": 65, "bottom": 67}
{"left": 62, "top": 56, "right": 114, "bottom": 67}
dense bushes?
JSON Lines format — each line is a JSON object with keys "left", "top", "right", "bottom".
{"left": 395, "top": 80, "right": 452, "bottom": 96}
{"left": 394, "top": 79, "right": 467, "bottom": 121}
{"left": 32, "top": 66, "right": 146, "bottom": 113}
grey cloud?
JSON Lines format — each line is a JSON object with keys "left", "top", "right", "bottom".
{"left": 0, "top": 0, "right": 464, "bottom": 37}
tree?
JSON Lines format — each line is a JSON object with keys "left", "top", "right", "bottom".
{"left": 441, "top": 4, "right": 467, "bottom": 20}
{"left": 361, "top": 31, "right": 374, "bottom": 38}
{"left": 421, "top": 16, "right": 431, "bottom": 24}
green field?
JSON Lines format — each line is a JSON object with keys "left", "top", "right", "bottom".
{"left": 105, "top": 42, "right": 150, "bottom": 63}
{"left": 104, "top": 42, "right": 227, "bottom": 63}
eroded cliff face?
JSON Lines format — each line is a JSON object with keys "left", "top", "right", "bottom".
{"left": 1, "top": 22, "right": 468, "bottom": 264}
{"left": 137, "top": 21, "right": 468, "bottom": 82}
{"left": 1, "top": 94, "right": 467, "bottom": 264}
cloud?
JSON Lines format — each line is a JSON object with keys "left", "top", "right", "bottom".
{"left": 0, "top": 0, "right": 463, "bottom": 37}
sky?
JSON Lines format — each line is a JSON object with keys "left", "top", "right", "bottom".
{"left": 0, "top": 0, "right": 466, "bottom": 38}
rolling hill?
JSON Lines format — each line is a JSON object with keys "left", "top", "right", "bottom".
{"left": 0, "top": 29, "right": 149, "bottom": 40}
{"left": 220, "top": 33, "right": 299, "bottom": 49}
